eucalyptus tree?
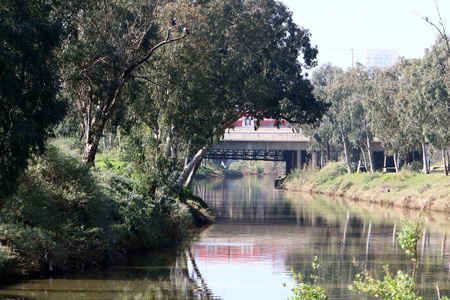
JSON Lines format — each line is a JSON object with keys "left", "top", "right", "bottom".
{"left": 396, "top": 58, "right": 443, "bottom": 174}
{"left": 369, "top": 64, "right": 410, "bottom": 172}
{"left": 175, "top": 0, "right": 326, "bottom": 188}
{"left": 419, "top": 42, "right": 450, "bottom": 175}
{"left": 308, "top": 65, "right": 362, "bottom": 174}
{"left": 126, "top": 0, "right": 327, "bottom": 194}
{"left": 60, "top": 0, "right": 189, "bottom": 165}
{"left": 344, "top": 65, "right": 375, "bottom": 173}
{"left": 0, "top": 0, "right": 67, "bottom": 197}
{"left": 423, "top": 7, "right": 450, "bottom": 175}
{"left": 304, "top": 64, "right": 343, "bottom": 164}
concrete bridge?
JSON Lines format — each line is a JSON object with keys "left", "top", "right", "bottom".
{"left": 204, "top": 127, "right": 386, "bottom": 174}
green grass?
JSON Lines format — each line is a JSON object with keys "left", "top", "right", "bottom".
{"left": 284, "top": 163, "right": 450, "bottom": 213}
{"left": 95, "top": 155, "right": 125, "bottom": 171}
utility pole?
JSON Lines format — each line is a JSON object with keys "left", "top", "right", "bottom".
{"left": 351, "top": 48, "right": 354, "bottom": 68}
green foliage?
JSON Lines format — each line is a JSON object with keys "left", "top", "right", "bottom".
{"left": 284, "top": 257, "right": 328, "bottom": 300}
{"left": 404, "top": 161, "right": 423, "bottom": 172}
{"left": 284, "top": 164, "right": 319, "bottom": 188}
{"left": 310, "top": 162, "right": 347, "bottom": 185}
{"left": 0, "top": 146, "right": 110, "bottom": 273}
{"left": 304, "top": 64, "right": 371, "bottom": 174}
{"left": 229, "top": 161, "right": 284, "bottom": 175}
{"left": 350, "top": 265, "right": 421, "bottom": 300}
{"left": 4, "top": 146, "right": 106, "bottom": 228}
{"left": 0, "top": 0, "right": 66, "bottom": 197}
{"left": 363, "top": 172, "right": 381, "bottom": 183}
{"left": 0, "top": 143, "right": 203, "bottom": 277}
{"left": 95, "top": 164, "right": 196, "bottom": 250}
{"left": 348, "top": 217, "right": 450, "bottom": 299}
{"left": 0, "top": 243, "right": 20, "bottom": 277}
{"left": 397, "top": 217, "right": 423, "bottom": 277}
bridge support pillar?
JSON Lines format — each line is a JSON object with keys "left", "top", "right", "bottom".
{"left": 312, "top": 151, "right": 318, "bottom": 167}
{"left": 297, "top": 150, "right": 307, "bottom": 169}
{"left": 284, "top": 151, "right": 297, "bottom": 175}
{"left": 284, "top": 150, "right": 308, "bottom": 175}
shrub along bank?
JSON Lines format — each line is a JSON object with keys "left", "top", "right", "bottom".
{"left": 283, "top": 162, "right": 450, "bottom": 213}
{"left": 0, "top": 146, "right": 213, "bottom": 280}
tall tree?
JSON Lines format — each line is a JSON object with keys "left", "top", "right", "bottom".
{"left": 396, "top": 58, "right": 441, "bottom": 174}
{"left": 174, "top": 0, "right": 326, "bottom": 189}
{"left": 125, "top": 0, "right": 327, "bottom": 194}
{"left": 305, "top": 64, "right": 344, "bottom": 164}
{"left": 369, "top": 65, "right": 409, "bottom": 172}
{"left": 344, "top": 65, "right": 375, "bottom": 173}
{"left": 0, "top": 0, "right": 66, "bottom": 197}
{"left": 418, "top": 42, "right": 450, "bottom": 175}
{"left": 308, "top": 65, "right": 361, "bottom": 174}
{"left": 424, "top": 8, "right": 450, "bottom": 176}
{"left": 60, "top": 0, "right": 189, "bottom": 165}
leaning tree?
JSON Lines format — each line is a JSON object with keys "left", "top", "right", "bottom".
{"left": 122, "top": 0, "right": 327, "bottom": 193}
{"left": 60, "top": 0, "right": 190, "bottom": 165}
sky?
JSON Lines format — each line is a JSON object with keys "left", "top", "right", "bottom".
{"left": 280, "top": 0, "right": 450, "bottom": 69}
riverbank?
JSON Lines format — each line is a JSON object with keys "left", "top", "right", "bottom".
{"left": 0, "top": 144, "right": 213, "bottom": 280}
{"left": 282, "top": 162, "right": 450, "bottom": 213}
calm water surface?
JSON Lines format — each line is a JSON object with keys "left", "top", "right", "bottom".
{"left": 0, "top": 175, "right": 449, "bottom": 299}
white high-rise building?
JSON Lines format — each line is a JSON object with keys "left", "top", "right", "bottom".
{"left": 364, "top": 49, "right": 399, "bottom": 69}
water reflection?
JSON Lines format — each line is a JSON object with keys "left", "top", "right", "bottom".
{"left": 0, "top": 247, "right": 216, "bottom": 300}
{"left": 192, "top": 176, "right": 450, "bottom": 300}
{"left": 0, "top": 175, "right": 449, "bottom": 299}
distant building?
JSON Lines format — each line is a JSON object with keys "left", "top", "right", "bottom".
{"left": 364, "top": 49, "right": 399, "bottom": 69}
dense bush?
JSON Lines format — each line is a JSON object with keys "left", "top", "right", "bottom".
{"left": 0, "top": 146, "right": 110, "bottom": 274}
{"left": 0, "top": 145, "right": 202, "bottom": 278}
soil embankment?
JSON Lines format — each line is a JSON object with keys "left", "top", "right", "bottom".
{"left": 282, "top": 163, "right": 450, "bottom": 213}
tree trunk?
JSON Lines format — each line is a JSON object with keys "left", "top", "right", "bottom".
{"left": 77, "top": 29, "right": 188, "bottom": 165}
{"left": 359, "top": 146, "right": 368, "bottom": 173}
{"left": 176, "top": 114, "right": 243, "bottom": 193}
{"left": 443, "top": 149, "right": 448, "bottom": 176}
{"left": 342, "top": 136, "right": 353, "bottom": 174}
{"left": 82, "top": 140, "right": 99, "bottom": 165}
{"left": 366, "top": 136, "right": 374, "bottom": 173}
{"left": 393, "top": 152, "right": 399, "bottom": 173}
{"left": 81, "top": 121, "right": 106, "bottom": 165}
{"left": 186, "top": 160, "right": 201, "bottom": 188}
{"left": 176, "top": 146, "right": 209, "bottom": 193}
{"left": 422, "top": 141, "right": 430, "bottom": 174}
{"left": 185, "top": 139, "right": 192, "bottom": 166}
{"left": 326, "top": 142, "right": 331, "bottom": 162}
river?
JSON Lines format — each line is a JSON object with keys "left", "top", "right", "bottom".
{"left": 0, "top": 175, "right": 449, "bottom": 299}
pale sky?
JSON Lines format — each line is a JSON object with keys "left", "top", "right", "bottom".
{"left": 281, "top": 0, "right": 450, "bottom": 69}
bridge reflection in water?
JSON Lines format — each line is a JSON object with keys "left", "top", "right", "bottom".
{"left": 192, "top": 176, "right": 450, "bottom": 300}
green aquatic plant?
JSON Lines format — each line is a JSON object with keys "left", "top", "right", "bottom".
{"left": 350, "top": 215, "right": 449, "bottom": 300}
{"left": 396, "top": 217, "right": 423, "bottom": 277}
{"left": 350, "top": 265, "right": 421, "bottom": 300}
{"left": 284, "top": 256, "right": 328, "bottom": 300}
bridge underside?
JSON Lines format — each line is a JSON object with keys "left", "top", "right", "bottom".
{"left": 204, "top": 149, "right": 306, "bottom": 175}
{"left": 204, "top": 149, "right": 285, "bottom": 161}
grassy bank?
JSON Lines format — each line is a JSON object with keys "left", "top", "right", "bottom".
{"left": 0, "top": 141, "right": 213, "bottom": 280}
{"left": 283, "top": 162, "right": 450, "bottom": 213}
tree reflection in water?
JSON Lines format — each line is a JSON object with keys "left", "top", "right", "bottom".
{"left": 0, "top": 176, "right": 448, "bottom": 299}
{"left": 192, "top": 175, "right": 450, "bottom": 300}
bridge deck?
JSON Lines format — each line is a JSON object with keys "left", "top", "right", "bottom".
{"left": 222, "top": 128, "right": 308, "bottom": 142}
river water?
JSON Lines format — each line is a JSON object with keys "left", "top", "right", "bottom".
{"left": 0, "top": 175, "right": 449, "bottom": 299}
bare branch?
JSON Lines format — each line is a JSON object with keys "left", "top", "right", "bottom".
{"left": 124, "top": 28, "right": 188, "bottom": 79}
